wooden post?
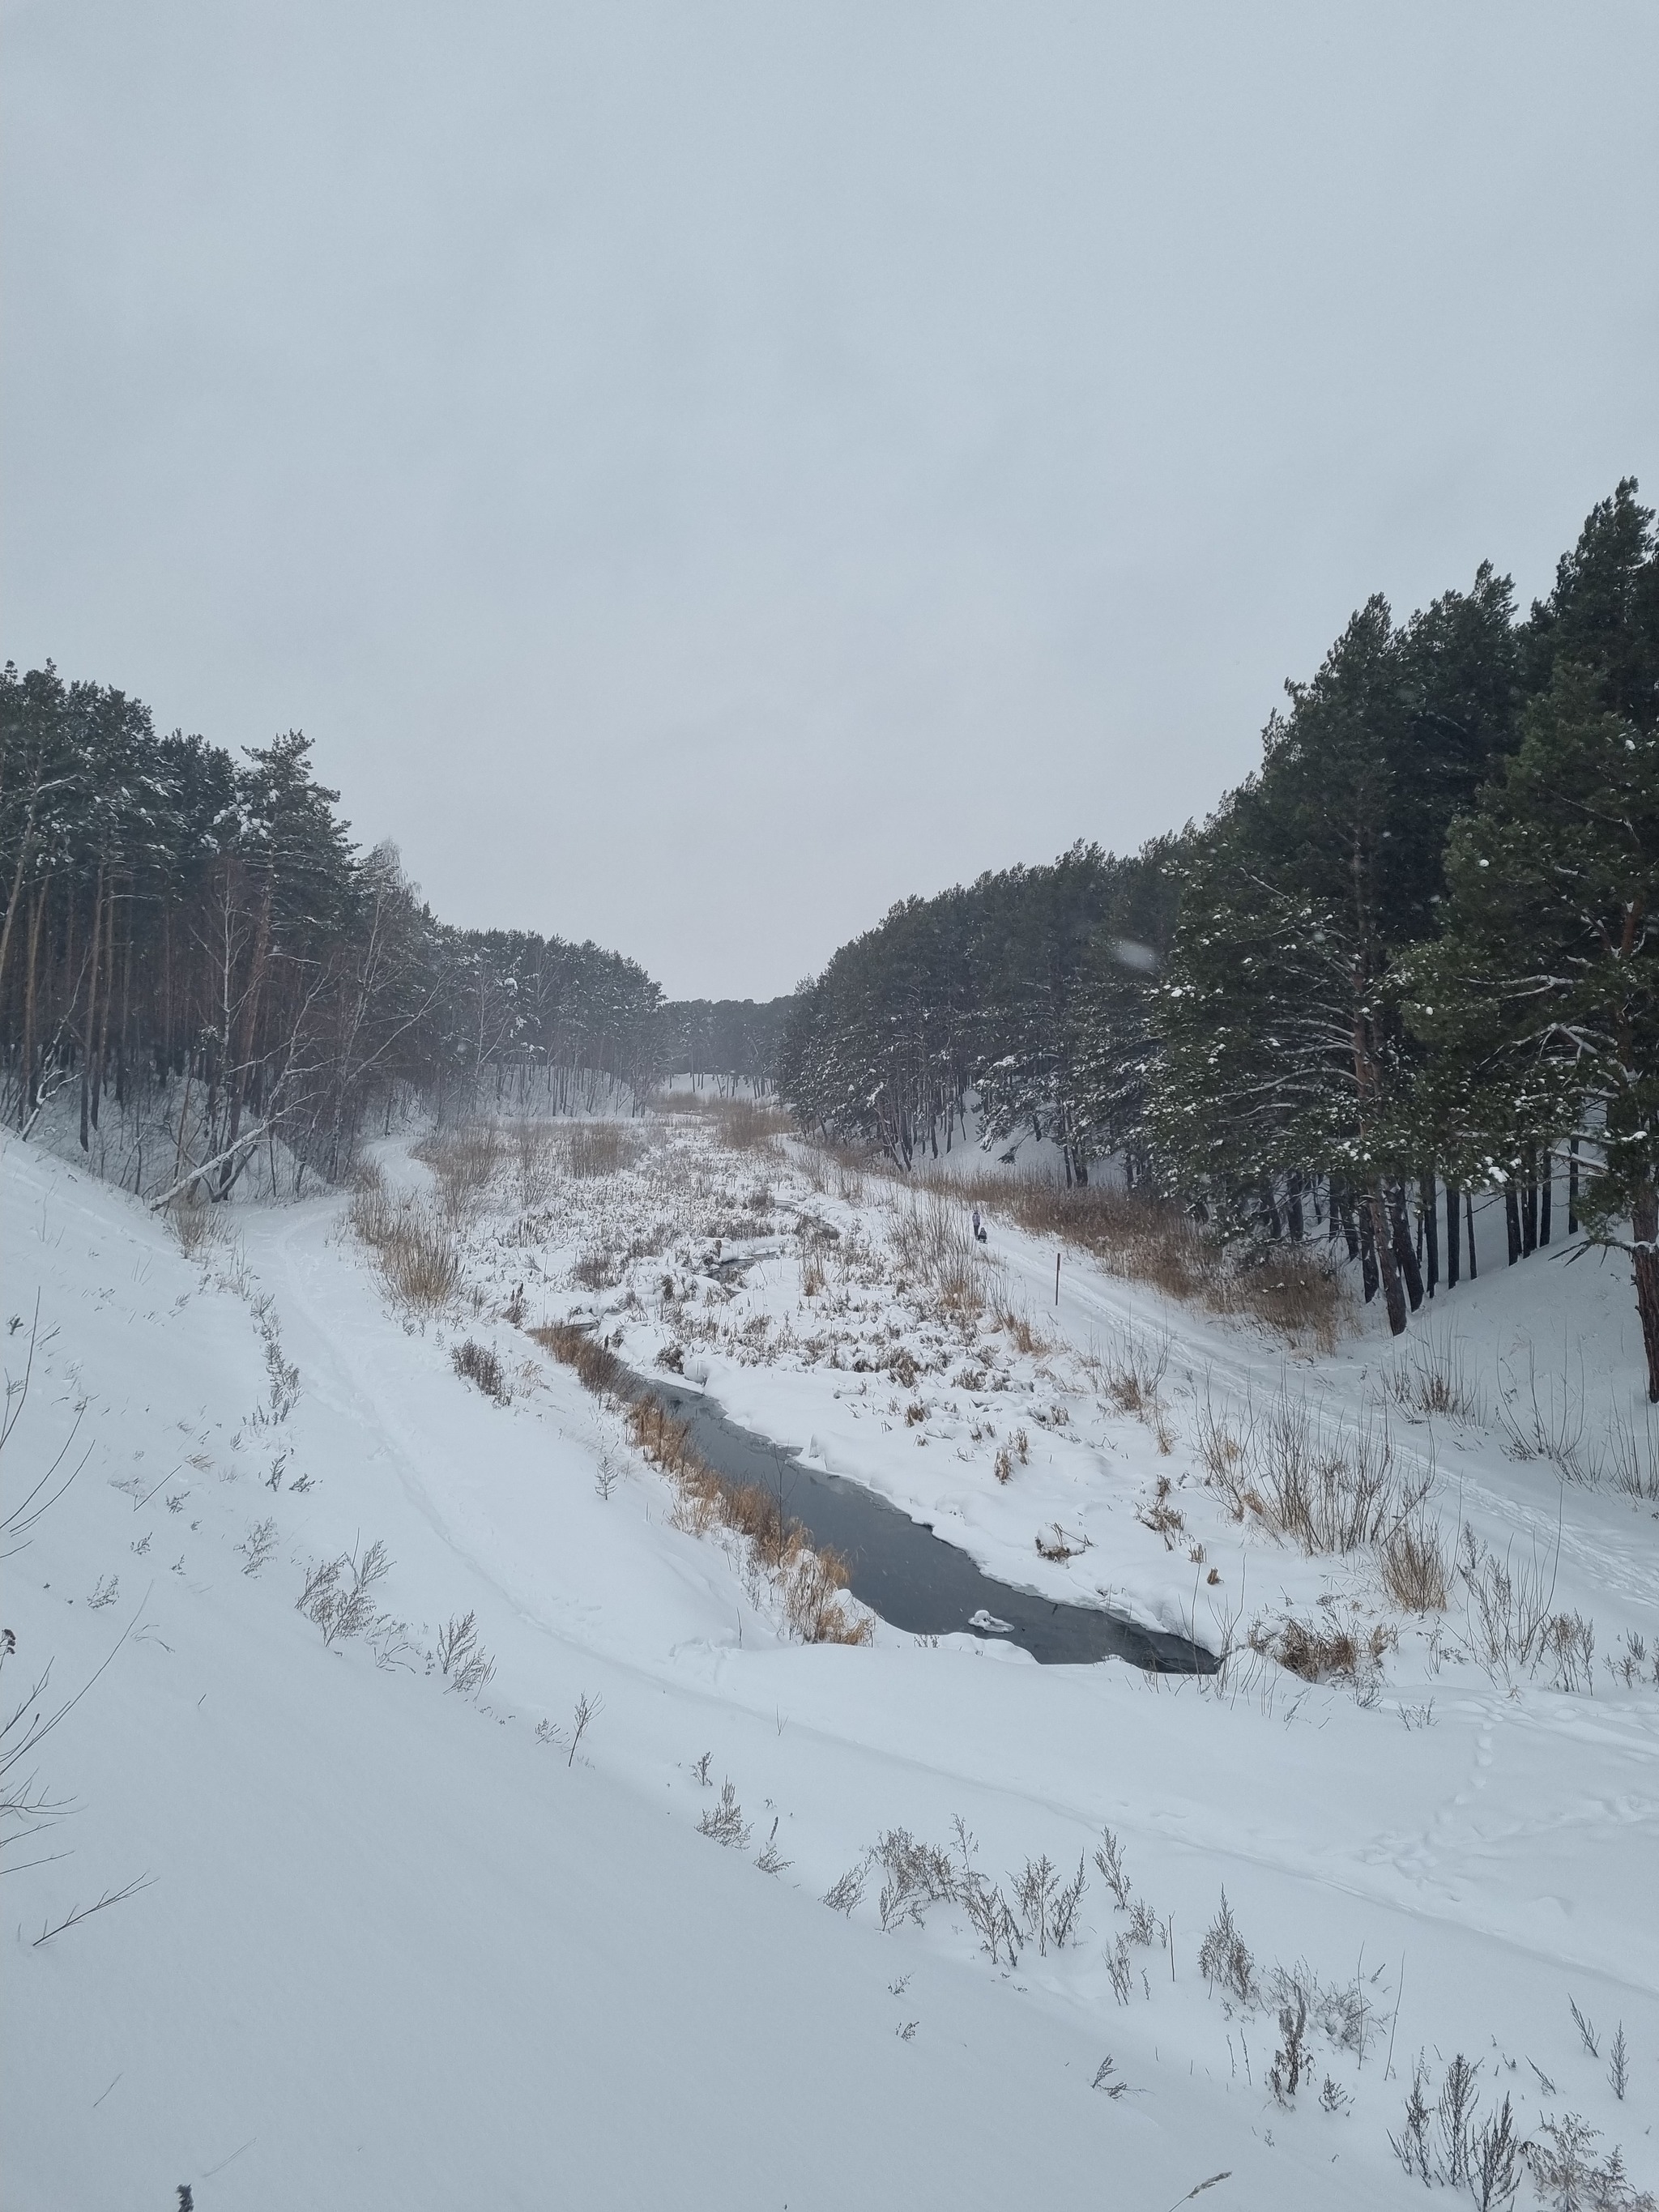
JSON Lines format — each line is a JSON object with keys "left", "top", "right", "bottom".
{"left": 1054, "top": 1251, "right": 1060, "bottom": 1307}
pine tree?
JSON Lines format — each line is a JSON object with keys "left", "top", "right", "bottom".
{"left": 1403, "top": 664, "right": 1659, "bottom": 1396}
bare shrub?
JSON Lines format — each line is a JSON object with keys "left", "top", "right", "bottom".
{"left": 1093, "top": 1827, "right": 1132, "bottom": 1911}
{"left": 697, "top": 1780, "right": 751, "bottom": 1847}
{"left": 452, "top": 1338, "right": 510, "bottom": 1402}
{"left": 1105, "top": 1936, "right": 1136, "bottom": 2004}
{"left": 1381, "top": 1514, "right": 1452, "bottom": 1611}
{"left": 1137, "top": 1474, "right": 1187, "bottom": 1548}
{"left": 1383, "top": 1328, "right": 1484, "bottom": 1424}
{"left": 1607, "top": 1630, "right": 1659, "bottom": 1689}
{"left": 1209, "top": 1386, "right": 1424, "bottom": 1555}
{"left": 1267, "top": 1986, "right": 1310, "bottom": 2103}
{"left": 1496, "top": 1345, "right": 1601, "bottom": 1485}
{"left": 1397, "top": 2044, "right": 1503, "bottom": 2185}
{"left": 1456, "top": 1525, "right": 1569, "bottom": 1681}
{"left": 1013, "top": 1853, "right": 1086, "bottom": 1953}
{"left": 756, "top": 1822, "right": 791, "bottom": 1874}
{"left": 297, "top": 1538, "right": 391, "bottom": 1647}
{"left": 1607, "top": 1405, "right": 1659, "bottom": 1502}
{"left": 823, "top": 1860, "right": 869, "bottom": 1916}
{"left": 872, "top": 1826, "right": 956, "bottom": 1931}
{"left": 890, "top": 1197, "right": 992, "bottom": 1319}
{"left": 1546, "top": 1611, "right": 1596, "bottom": 1694}
{"left": 238, "top": 1518, "right": 278, "bottom": 1575}
{"left": 1106, "top": 1318, "right": 1167, "bottom": 1442}
{"left": 1529, "top": 2114, "right": 1657, "bottom": 2211}
{"left": 566, "top": 1689, "right": 601, "bottom": 1765}
{"left": 1197, "top": 1889, "right": 1257, "bottom": 2005}
{"left": 435, "top": 1610, "right": 497, "bottom": 1697}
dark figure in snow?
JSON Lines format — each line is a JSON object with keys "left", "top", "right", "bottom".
{"left": 971, "top": 1205, "right": 988, "bottom": 1244}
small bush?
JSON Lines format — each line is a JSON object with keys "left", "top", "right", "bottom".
{"left": 297, "top": 1538, "right": 391, "bottom": 1647}
{"left": 452, "top": 1339, "right": 510, "bottom": 1402}
{"left": 697, "top": 1780, "right": 750, "bottom": 1847}
{"left": 1197, "top": 1888, "right": 1257, "bottom": 2005}
{"left": 1381, "top": 1514, "right": 1452, "bottom": 1612}
{"left": 354, "top": 1189, "right": 461, "bottom": 1310}
{"left": 435, "top": 1610, "right": 497, "bottom": 1697}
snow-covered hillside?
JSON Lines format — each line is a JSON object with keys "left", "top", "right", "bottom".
{"left": 3, "top": 1113, "right": 1657, "bottom": 2211}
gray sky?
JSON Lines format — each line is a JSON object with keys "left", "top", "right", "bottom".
{"left": 6, "top": 2, "right": 1656, "bottom": 999}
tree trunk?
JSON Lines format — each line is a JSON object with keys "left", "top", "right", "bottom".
{"left": 1530, "top": 1150, "right": 1548, "bottom": 1256}
{"left": 1465, "top": 1189, "right": 1478, "bottom": 1279}
{"left": 1337, "top": 1183, "right": 1361, "bottom": 1260}
{"left": 1368, "top": 1185, "right": 1408, "bottom": 1334}
{"left": 1422, "top": 1169, "right": 1439, "bottom": 1295}
{"left": 1444, "top": 1181, "right": 1461, "bottom": 1289}
{"left": 1539, "top": 1151, "right": 1552, "bottom": 1247}
{"left": 1568, "top": 1136, "right": 1580, "bottom": 1234}
{"left": 1504, "top": 1182, "right": 1522, "bottom": 1265}
{"left": 1358, "top": 1200, "right": 1379, "bottom": 1302}
{"left": 1260, "top": 1180, "right": 1282, "bottom": 1240}
{"left": 1391, "top": 1184, "right": 1424, "bottom": 1311}
{"left": 1634, "top": 1184, "right": 1659, "bottom": 1404}
{"left": 1287, "top": 1168, "right": 1305, "bottom": 1243}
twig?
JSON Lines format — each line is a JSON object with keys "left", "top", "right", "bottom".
{"left": 1384, "top": 1951, "right": 1405, "bottom": 2080}
{"left": 33, "top": 1872, "right": 156, "bottom": 1945}
{"left": 1162, "top": 2176, "right": 1231, "bottom": 2212}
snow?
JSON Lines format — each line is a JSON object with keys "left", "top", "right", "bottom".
{"left": 3, "top": 1116, "right": 1657, "bottom": 2210}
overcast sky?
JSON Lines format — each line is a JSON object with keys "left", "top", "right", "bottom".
{"left": 5, "top": 2, "right": 1656, "bottom": 999}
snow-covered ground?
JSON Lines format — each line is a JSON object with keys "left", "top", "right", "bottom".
{"left": 4, "top": 1112, "right": 1657, "bottom": 2210}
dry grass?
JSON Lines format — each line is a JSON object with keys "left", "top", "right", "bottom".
{"left": 416, "top": 1124, "right": 502, "bottom": 1221}
{"left": 1382, "top": 1328, "right": 1484, "bottom": 1425}
{"left": 1608, "top": 1405, "right": 1659, "bottom": 1502}
{"left": 530, "top": 1321, "right": 625, "bottom": 1400}
{"left": 1252, "top": 1613, "right": 1395, "bottom": 1686}
{"left": 711, "top": 1097, "right": 792, "bottom": 1150}
{"left": 889, "top": 1196, "right": 995, "bottom": 1320}
{"left": 622, "top": 1396, "right": 870, "bottom": 1644}
{"left": 166, "top": 1196, "right": 220, "bottom": 1256}
{"left": 899, "top": 1166, "right": 1346, "bottom": 1350}
{"left": 565, "top": 1121, "right": 643, "bottom": 1178}
{"left": 352, "top": 1171, "right": 462, "bottom": 1310}
{"left": 1380, "top": 1514, "right": 1452, "bottom": 1611}
{"left": 452, "top": 1338, "right": 510, "bottom": 1403}
{"left": 1204, "top": 1387, "right": 1428, "bottom": 1555}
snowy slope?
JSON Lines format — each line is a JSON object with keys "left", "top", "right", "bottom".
{"left": 3, "top": 1124, "right": 1657, "bottom": 2211}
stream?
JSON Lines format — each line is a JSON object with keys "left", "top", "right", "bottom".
{"left": 638, "top": 1377, "right": 1217, "bottom": 1673}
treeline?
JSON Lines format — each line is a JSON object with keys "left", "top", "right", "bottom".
{"left": 778, "top": 482, "right": 1659, "bottom": 1392}
{"left": 0, "top": 670, "right": 664, "bottom": 1197}
{"left": 660, "top": 996, "right": 795, "bottom": 1092}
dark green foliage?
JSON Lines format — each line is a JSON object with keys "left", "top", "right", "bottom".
{"left": 0, "top": 664, "right": 665, "bottom": 1187}
{"left": 1402, "top": 664, "right": 1659, "bottom": 1392}
{"left": 662, "top": 996, "right": 795, "bottom": 1090}
{"left": 776, "top": 479, "right": 1659, "bottom": 1393}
